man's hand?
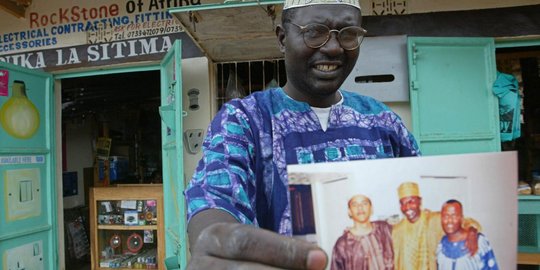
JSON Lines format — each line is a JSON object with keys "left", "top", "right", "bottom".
{"left": 187, "top": 210, "right": 327, "bottom": 269}
{"left": 465, "top": 226, "right": 479, "bottom": 256}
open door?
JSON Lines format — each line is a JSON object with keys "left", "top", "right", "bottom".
{"left": 159, "top": 40, "right": 187, "bottom": 268}
{"left": 408, "top": 37, "right": 501, "bottom": 155}
{"left": 0, "top": 62, "right": 57, "bottom": 269}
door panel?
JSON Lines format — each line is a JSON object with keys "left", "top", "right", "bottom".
{"left": 160, "top": 40, "right": 187, "bottom": 268}
{"left": 0, "top": 62, "right": 56, "bottom": 270}
{"left": 408, "top": 37, "right": 500, "bottom": 155}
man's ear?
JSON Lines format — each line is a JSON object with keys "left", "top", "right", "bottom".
{"left": 276, "top": 24, "right": 286, "bottom": 53}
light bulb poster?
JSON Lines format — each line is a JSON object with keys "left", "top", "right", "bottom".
{"left": 0, "top": 69, "right": 48, "bottom": 149}
{"left": 0, "top": 80, "right": 41, "bottom": 139}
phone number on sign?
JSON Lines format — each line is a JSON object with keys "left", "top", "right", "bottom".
{"left": 125, "top": 26, "right": 182, "bottom": 39}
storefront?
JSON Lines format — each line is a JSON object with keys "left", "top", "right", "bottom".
{"left": 1, "top": 0, "right": 540, "bottom": 269}
{"left": 0, "top": 1, "right": 212, "bottom": 269}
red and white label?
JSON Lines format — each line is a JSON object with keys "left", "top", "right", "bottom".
{"left": 0, "top": 70, "right": 8, "bottom": 96}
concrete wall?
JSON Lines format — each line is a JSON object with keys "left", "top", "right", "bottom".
{"left": 63, "top": 120, "right": 95, "bottom": 208}
{"left": 181, "top": 57, "right": 212, "bottom": 182}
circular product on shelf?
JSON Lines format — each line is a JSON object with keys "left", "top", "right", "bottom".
{"left": 145, "top": 211, "right": 153, "bottom": 221}
{"left": 126, "top": 232, "right": 143, "bottom": 253}
{"left": 110, "top": 234, "right": 121, "bottom": 249}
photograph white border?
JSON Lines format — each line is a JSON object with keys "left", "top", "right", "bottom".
{"left": 288, "top": 152, "right": 518, "bottom": 270}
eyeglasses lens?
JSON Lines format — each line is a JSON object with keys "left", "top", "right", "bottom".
{"left": 339, "top": 26, "right": 363, "bottom": 50}
{"left": 303, "top": 24, "right": 330, "bottom": 48}
{"left": 302, "top": 24, "right": 364, "bottom": 50}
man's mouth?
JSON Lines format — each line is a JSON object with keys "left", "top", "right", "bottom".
{"left": 405, "top": 210, "right": 415, "bottom": 217}
{"left": 315, "top": 64, "right": 338, "bottom": 72}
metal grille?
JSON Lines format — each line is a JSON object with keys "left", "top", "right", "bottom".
{"left": 215, "top": 59, "right": 286, "bottom": 110}
{"left": 519, "top": 214, "right": 538, "bottom": 247}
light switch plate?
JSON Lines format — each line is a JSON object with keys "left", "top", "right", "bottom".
{"left": 5, "top": 168, "right": 41, "bottom": 221}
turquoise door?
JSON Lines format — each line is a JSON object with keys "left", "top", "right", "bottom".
{"left": 408, "top": 37, "right": 500, "bottom": 155}
{"left": 159, "top": 40, "right": 187, "bottom": 268}
{"left": 0, "top": 62, "right": 57, "bottom": 269}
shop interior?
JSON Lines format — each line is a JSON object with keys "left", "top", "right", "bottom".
{"left": 495, "top": 46, "right": 540, "bottom": 184}
{"left": 62, "top": 70, "right": 163, "bottom": 184}
{"left": 60, "top": 70, "right": 162, "bottom": 269}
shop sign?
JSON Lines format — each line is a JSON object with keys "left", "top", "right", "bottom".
{"left": 0, "top": 32, "right": 202, "bottom": 72}
{"left": 0, "top": 0, "right": 204, "bottom": 63}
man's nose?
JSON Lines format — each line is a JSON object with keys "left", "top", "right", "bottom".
{"left": 320, "top": 31, "right": 343, "bottom": 54}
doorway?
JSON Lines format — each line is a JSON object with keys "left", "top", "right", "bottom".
{"left": 59, "top": 70, "right": 162, "bottom": 269}
{"left": 496, "top": 44, "right": 540, "bottom": 270}
{"left": 495, "top": 45, "right": 540, "bottom": 184}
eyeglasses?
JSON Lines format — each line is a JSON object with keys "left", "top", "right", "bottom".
{"left": 289, "top": 22, "right": 367, "bottom": 50}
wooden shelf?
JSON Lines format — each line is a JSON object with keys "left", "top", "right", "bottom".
{"left": 518, "top": 252, "right": 540, "bottom": 265}
{"left": 97, "top": 225, "right": 158, "bottom": 230}
{"left": 90, "top": 186, "right": 164, "bottom": 270}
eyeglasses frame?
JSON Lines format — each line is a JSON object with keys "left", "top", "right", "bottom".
{"left": 288, "top": 22, "right": 368, "bottom": 50}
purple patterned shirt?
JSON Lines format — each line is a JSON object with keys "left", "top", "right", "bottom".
{"left": 185, "top": 88, "right": 420, "bottom": 235}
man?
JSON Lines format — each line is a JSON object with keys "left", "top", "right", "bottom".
{"left": 331, "top": 195, "right": 393, "bottom": 270}
{"left": 185, "top": 0, "right": 420, "bottom": 268}
{"left": 392, "top": 182, "right": 480, "bottom": 270}
{"left": 436, "top": 200, "right": 498, "bottom": 270}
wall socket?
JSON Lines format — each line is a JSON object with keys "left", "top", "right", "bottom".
{"left": 5, "top": 240, "right": 44, "bottom": 270}
{"left": 184, "top": 129, "right": 204, "bottom": 154}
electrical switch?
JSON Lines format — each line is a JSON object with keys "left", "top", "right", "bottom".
{"left": 33, "top": 242, "right": 40, "bottom": 256}
{"left": 19, "top": 180, "right": 32, "bottom": 202}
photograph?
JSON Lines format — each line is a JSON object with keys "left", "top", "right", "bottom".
{"left": 288, "top": 152, "right": 517, "bottom": 270}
